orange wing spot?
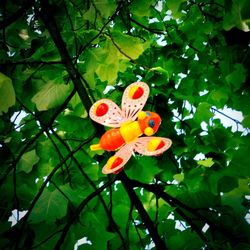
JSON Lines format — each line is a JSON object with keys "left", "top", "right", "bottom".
{"left": 147, "top": 138, "right": 164, "bottom": 151}
{"left": 129, "top": 86, "right": 144, "bottom": 99}
{"left": 95, "top": 103, "right": 109, "bottom": 116}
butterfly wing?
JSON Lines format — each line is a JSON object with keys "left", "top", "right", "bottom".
{"left": 102, "top": 143, "right": 134, "bottom": 174}
{"left": 121, "top": 82, "right": 150, "bottom": 121}
{"left": 89, "top": 99, "right": 126, "bottom": 127}
{"left": 134, "top": 137, "right": 172, "bottom": 156}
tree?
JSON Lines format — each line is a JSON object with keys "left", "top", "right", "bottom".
{"left": 0, "top": 0, "right": 250, "bottom": 249}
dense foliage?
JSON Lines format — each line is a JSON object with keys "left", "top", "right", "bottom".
{"left": 0, "top": 0, "right": 250, "bottom": 249}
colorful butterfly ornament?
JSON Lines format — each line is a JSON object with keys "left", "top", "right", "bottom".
{"left": 89, "top": 82, "right": 172, "bottom": 174}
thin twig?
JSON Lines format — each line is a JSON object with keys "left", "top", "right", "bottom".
{"left": 15, "top": 139, "right": 92, "bottom": 249}
{"left": 0, "top": 0, "right": 35, "bottom": 30}
{"left": 50, "top": 128, "right": 126, "bottom": 247}
{"left": 54, "top": 177, "right": 116, "bottom": 249}
{"left": 119, "top": 172, "right": 167, "bottom": 250}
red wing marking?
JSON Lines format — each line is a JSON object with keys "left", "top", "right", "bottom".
{"left": 121, "top": 82, "right": 150, "bottom": 121}
{"left": 89, "top": 99, "right": 126, "bottom": 127}
{"left": 102, "top": 144, "right": 134, "bottom": 174}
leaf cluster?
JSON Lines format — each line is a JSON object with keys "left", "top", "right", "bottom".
{"left": 0, "top": 0, "right": 250, "bottom": 249}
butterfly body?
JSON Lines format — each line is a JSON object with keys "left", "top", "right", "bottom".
{"left": 89, "top": 82, "right": 172, "bottom": 174}
{"left": 91, "top": 111, "right": 161, "bottom": 151}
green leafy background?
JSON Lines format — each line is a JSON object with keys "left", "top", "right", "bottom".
{"left": 0, "top": 0, "right": 249, "bottom": 249}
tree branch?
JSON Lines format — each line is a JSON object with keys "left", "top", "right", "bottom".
{"left": 0, "top": 89, "right": 76, "bottom": 187}
{"left": 0, "top": 60, "right": 65, "bottom": 66}
{"left": 130, "top": 17, "right": 165, "bottom": 35}
{"left": 50, "top": 128, "right": 126, "bottom": 247}
{"left": 54, "top": 177, "right": 116, "bottom": 249}
{"left": 38, "top": 0, "right": 93, "bottom": 112}
{"left": 14, "top": 139, "right": 93, "bottom": 249}
{"left": 129, "top": 178, "right": 240, "bottom": 244}
{"left": 0, "top": 0, "right": 34, "bottom": 30}
{"left": 119, "top": 172, "right": 167, "bottom": 250}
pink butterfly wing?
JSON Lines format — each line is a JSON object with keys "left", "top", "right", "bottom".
{"left": 89, "top": 99, "right": 126, "bottom": 127}
{"left": 134, "top": 137, "right": 172, "bottom": 156}
{"left": 102, "top": 144, "right": 134, "bottom": 174}
{"left": 121, "top": 82, "right": 150, "bottom": 121}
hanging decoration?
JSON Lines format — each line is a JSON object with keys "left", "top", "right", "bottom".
{"left": 89, "top": 82, "right": 172, "bottom": 174}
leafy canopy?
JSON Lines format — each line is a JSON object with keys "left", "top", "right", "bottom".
{"left": 0, "top": 0, "right": 250, "bottom": 249}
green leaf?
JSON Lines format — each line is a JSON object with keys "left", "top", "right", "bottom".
{"left": 126, "top": 156, "right": 162, "bottom": 182}
{"left": 223, "top": 0, "right": 250, "bottom": 31}
{"left": 166, "top": 0, "right": 186, "bottom": 19}
{"left": 112, "top": 204, "right": 130, "bottom": 229}
{"left": 0, "top": 72, "right": 16, "bottom": 114}
{"left": 17, "top": 149, "right": 40, "bottom": 173}
{"left": 222, "top": 178, "right": 249, "bottom": 216}
{"left": 130, "top": 0, "right": 154, "bottom": 17}
{"left": 208, "top": 88, "right": 228, "bottom": 108}
{"left": 194, "top": 102, "right": 213, "bottom": 124}
{"left": 150, "top": 67, "right": 169, "bottom": 80}
{"left": 226, "top": 63, "right": 246, "bottom": 90}
{"left": 80, "top": 211, "right": 115, "bottom": 249}
{"left": 226, "top": 145, "right": 250, "bottom": 178}
{"left": 82, "top": 4, "right": 96, "bottom": 23}
{"left": 197, "top": 158, "right": 214, "bottom": 168}
{"left": 96, "top": 63, "right": 119, "bottom": 83}
{"left": 111, "top": 31, "right": 149, "bottom": 60}
{"left": 1, "top": 0, "right": 250, "bottom": 249}
{"left": 173, "top": 173, "right": 184, "bottom": 183}
{"left": 242, "top": 115, "right": 250, "bottom": 128}
{"left": 167, "top": 229, "right": 203, "bottom": 249}
{"left": 30, "top": 188, "right": 68, "bottom": 223}
{"left": 94, "top": 0, "right": 117, "bottom": 18}
{"left": 77, "top": 30, "right": 100, "bottom": 46}
{"left": 32, "top": 81, "right": 72, "bottom": 111}
{"left": 57, "top": 115, "right": 95, "bottom": 139}
{"left": 217, "top": 176, "right": 239, "bottom": 193}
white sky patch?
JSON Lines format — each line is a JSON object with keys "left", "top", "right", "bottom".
{"left": 193, "top": 153, "right": 206, "bottom": 161}
{"left": 103, "top": 85, "right": 115, "bottom": 94}
{"left": 11, "top": 111, "right": 28, "bottom": 131}
{"left": 245, "top": 196, "right": 250, "bottom": 225}
{"left": 201, "top": 121, "right": 208, "bottom": 131}
{"left": 167, "top": 212, "right": 175, "bottom": 220}
{"left": 157, "top": 35, "right": 167, "bottom": 46}
{"left": 172, "top": 108, "right": 180, "bottom": 122}
{"left": 175, "top": 73, "right": 187, "bottom": 88}
{"left": 145, "top": 242, "right": 155, "bottom": 250}
{"left": 98, "top": 181, "right": 104, "bottom": 188}
{"left": 212, "top": 106, "right": 245, "bottom": 133}
{"left": 163, "top": 10, "right": 172, "bottom": 21}
{"left": 199, "top": 89, "right": 209, "bottom": 96}
{"left": 194, "top": 54, "right": 199, "bottom": 61}
{"left": 155, "top": 0, "right": 163, "bottom": 12}
{"left": 175, "top": 220, "right": 188, "bottom": 231}
{"left": 74, "top": 237, "right": 92, "bottom": 250}
{"left": 245, "top": 211, "right": 250, "bottom": 225}
{"left": 202, "top": 223, "right": 210, "bottom": 233}
{"left": 114, "top": 180, "right": 121, "bottom": 191}
{"left": 149, "top": 17, "right": 159, "bottom": 24}
{"left": 136, "top": 75, "right": 143, "bottom": 81}
{"left": 8, "top": 209, "right": 28, "bottom": 226}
